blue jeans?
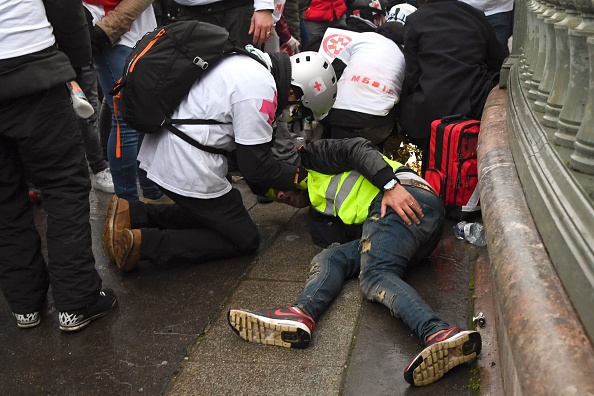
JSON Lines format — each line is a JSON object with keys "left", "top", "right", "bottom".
{"left": 293, "top": 186, "right": 449, "bottom": 345}
{"left": 486, "top": 11, "right": 513, "bottom": 51}
{"left": 93, "top": 45, "right": 162, "bottom": 200}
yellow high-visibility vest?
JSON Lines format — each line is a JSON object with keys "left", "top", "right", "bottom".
{"left": 307, "top": 158, "right": 403, "bottom": 225}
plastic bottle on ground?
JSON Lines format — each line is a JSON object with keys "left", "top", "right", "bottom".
{"left": 453, "top": 221, "right": 487, "bottom": 246}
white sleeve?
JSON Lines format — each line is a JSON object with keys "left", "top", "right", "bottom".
{"left": 254, "top": 0, "right": 274, "bottom": 11}
{"left": 232, "top": 97, "right": 275, "bottom": 145}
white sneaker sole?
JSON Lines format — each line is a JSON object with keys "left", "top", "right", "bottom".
{"left": 408, "top": 330, "right": 482, "bottom": 386}
{"left": 228, "top": 309, "right": 311, "bottom": 349}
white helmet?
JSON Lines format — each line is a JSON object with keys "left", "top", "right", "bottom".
{"left": 290, "top": 51, "right": 337, "bottom": 120}
{"left": 386, "top": 3, "right": 417, "bottom": 24}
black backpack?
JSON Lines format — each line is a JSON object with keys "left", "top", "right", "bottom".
{"left": 111, "top": 20, "right": 264, "bottom": 154}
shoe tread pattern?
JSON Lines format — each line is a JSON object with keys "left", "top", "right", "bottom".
{"left": 228, "top": 310, "right": 310, "bottom": 349}
{"left": 413, "top": 331, "right": 481, "bottom": 386}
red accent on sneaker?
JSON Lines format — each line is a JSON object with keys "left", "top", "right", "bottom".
{"left": 425, "top": 327, "right": 463, "bottom": 346}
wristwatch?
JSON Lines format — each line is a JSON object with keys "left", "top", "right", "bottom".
{"left": 383, "top": 178, "right": 400, "bottom": 192}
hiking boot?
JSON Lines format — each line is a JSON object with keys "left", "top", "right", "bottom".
{"left": 102, "top": 195, "right": 130, "bottom": 261}
{"left": 114, "top": 228, "right": 141, "bottom": 272}
{"left": 403, "top": 327, "right": 482, "bottom": 386}
{"left": 13, "top": 311, "right": 41, "bottom": 329}
{"left": 59, "top": 289, "right": 117, "bottom": 332}
{"left": 140, "top": 194, "right": 174, "bottom": 204}
{"left": 91, "top": 168, "right": 115, "bottom": 193}
{"left": 228, "top": 306, "right": 315, "bottom": 349}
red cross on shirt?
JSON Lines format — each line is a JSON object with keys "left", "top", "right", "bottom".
{"left": 259, "top": 92, "right": 277, "bottom": 125}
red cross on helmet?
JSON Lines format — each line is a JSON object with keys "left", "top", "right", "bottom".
{"left": 289, "top": 51, "right": 337, "bottom": 120}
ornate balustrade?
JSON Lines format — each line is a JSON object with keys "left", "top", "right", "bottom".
{"left": 503, "top": 0, "right": 594, "bottom": 340}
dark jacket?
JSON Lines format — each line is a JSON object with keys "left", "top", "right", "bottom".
{"left": 398, "top": 0, "right": 507, "bottom": 143}
{"left": 300, "top": 137, "right": 397, "bottom": 190}
{"left": 0, "top": 0, "right": 90, "bottom": 101}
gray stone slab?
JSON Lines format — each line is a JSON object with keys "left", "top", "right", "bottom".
{"left": 167, "top": 279, "right": 362, "bottom": 395}
{"left": 250, "top": 209, "right": 324, "bottom": 281}
{"left": 170, "top": 360, "right": 345, "bottom": 396}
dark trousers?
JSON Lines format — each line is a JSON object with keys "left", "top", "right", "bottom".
{"left": 0, "top": 85, "right": 102, "bottom": 313}
{"left": 176, "top": 0, "right": 254, "bottom": 46}
{"left": 130, "top": 187, "right": 260, "bottom": 266}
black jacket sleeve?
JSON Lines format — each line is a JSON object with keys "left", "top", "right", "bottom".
{"left": 300, "top": 138, "right": 396, "bottom": 189}
{"left": 235, "top": 142, "right": 299, "bottom": 194}
{"left": 42, "top": 0, "right": 92, "bottom": 68}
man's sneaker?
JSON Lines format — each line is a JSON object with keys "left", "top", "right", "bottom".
{"left": 92, "top": 168, "right": 115, "bottom": 193}
{"left": 228, "top": 306, "right": 315, "bottom": 349}
{"left": 102, "top": 195, "right": 130, "bottom": 261}
{"left": 13, "top": 311, "right": 41, "bottom": 329}
{"left": 59, "top": 289, "right": 117, "bottom": 332}
{"left": 403, "top": 327, "right": 482, "bottom": 386}
{"left": 114, "top": 228, "right": 142, "bottom": 272}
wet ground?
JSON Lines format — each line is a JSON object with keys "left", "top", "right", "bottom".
{"left": 0, "top": 181, "right": 497, "bottom": 395}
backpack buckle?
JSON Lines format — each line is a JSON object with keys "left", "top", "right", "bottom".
{"left": 193, "top": 57, "right": 208, "bottom": 70}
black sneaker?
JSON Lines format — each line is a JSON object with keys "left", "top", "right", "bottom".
{"left": 403, "top": 327, "right": 482, "bottom": 386}
{"left": 228, "top": 306, "right": 315, "bottom": 349}
{"left": 13, "top": 311, "right": 41, "bottom": 329}
{"left": 59, "top": 289, "right": 117, "bottom": 332}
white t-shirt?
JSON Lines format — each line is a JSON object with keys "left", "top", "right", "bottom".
{"left": 138, "top": 55, "right": 276, "bottom": 199}
{"left": 333, "top": 32, "right": 405, "bottom": 116}
{"left": 83, "top": 3, "right": 157, "bottom": 48}
{"left": 0, "top": 0, "right": 55, "bottom": 60}
{"left": 174, "top": 0, "right": 274, "bottom": 11}
{"left": 459, "top": 0, "right": 514, "bottom": 15}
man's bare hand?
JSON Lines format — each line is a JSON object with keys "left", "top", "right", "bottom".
{"left": 380, "top": 184, "right": 424, "bottom": 225}
{"left": 249, "top": 9, "right": 274, "bottom": 47}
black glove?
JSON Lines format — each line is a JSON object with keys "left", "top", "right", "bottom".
{"left": 89, "top": 25, "right": 111, "bottom": 55}
{"left": 84, "top": 7, "right": 111, "bottom": 56}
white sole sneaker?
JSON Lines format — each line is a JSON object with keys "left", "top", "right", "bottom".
{"left": 404, "top": 330, "right": 482, "bottom": 386}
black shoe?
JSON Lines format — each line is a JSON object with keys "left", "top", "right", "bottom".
{"left": 59, "top": 289, "right": 117, "bottom": 332}
{"left": 256, "top": 194, "right": 273, "bottom": 204}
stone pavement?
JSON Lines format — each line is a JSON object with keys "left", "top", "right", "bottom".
{"left": 0, "top": 179, "right": 500, "bottom": 395}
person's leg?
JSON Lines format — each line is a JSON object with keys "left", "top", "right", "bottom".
{"left": 94, "top": 45, "right": 162, "bottom": 200}
{"left": 292, "top": 240, "right": 361, "bottom": 321}
{"left": 77, "top": 66, "right": 114, "bottom": 193}
{"left": 303, "top": 20, "right": 329, "bottom": 44}
{"left": 121, "top": 187, "right": 260, "bottom": 267}
{"left": 358, "top": 188, "right": 481, "bottom": 385}
{"left": 77, "top": 65, "right": 107, "bottom": 174}
{"left": 228, "top": 239, "right": 361, "bottom": 348}
{"left": 0, "top": 131, "right": 49, "bottom": 319}
{"left": 486, "top": 11, "right": 513, "bottom": 51}
{"left": 358, "top": 188, "right": 447, "bottom": 343}
{"left": 223, "top": 3, "right": 257, "bottom": 46}
{"left": 99, "top": 97, "right": 111, "bottom": 160}
{"left": 2, "top": 86, "right": 109, "bottom": 317}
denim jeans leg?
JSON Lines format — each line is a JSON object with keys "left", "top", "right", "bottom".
{"left": 486, "top": 11, "right": 513, "bottom": 50}
{"left": 292, "top": 240, "right": 361, "bottom": 322}
{"left": 94, "top": 45, "right": 162, "bottom": 200}
{"left": 135, "top": 133, "right": 162, "bottom": 199}
{"left": 358, "top": 188, "right": 449, "bottom": 344}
